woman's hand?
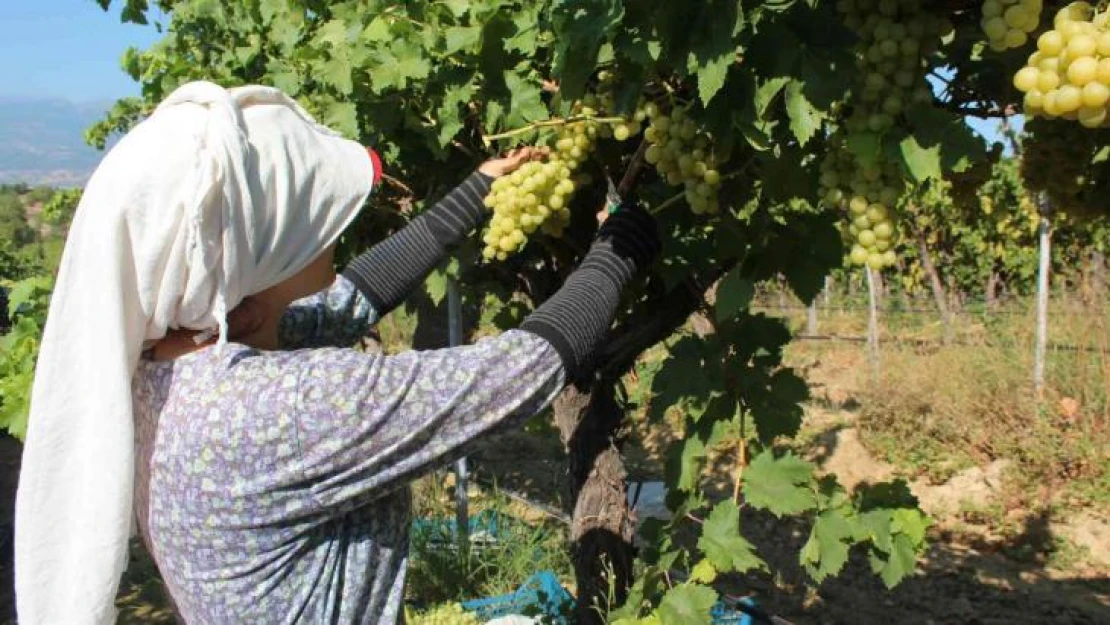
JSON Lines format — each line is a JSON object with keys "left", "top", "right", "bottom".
{"left": 478, "top": 146, "right": 548, "bottom": 178}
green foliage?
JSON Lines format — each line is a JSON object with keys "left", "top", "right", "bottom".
{"left": 696, "top": 499, "right": 764, "bottom": 574}
{"left": 43, "top": 188, "right": 82, "bottom": 228}
{"left": 656, "top": 583, "right": 717, "bottom": 625}
{"left": 0, "top": 185, "right": 75, "bottom": 440}
{"left": 0, "top": 274, "right": 53, "bottom": 440}
{"left": 741, "top": 450, "right": 815, "bottom": 516}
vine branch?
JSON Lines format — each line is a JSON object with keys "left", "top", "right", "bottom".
{"left": 483, "top": 115, "right": 628, "bottom": 145}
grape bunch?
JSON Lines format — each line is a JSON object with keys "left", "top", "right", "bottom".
{"left": 1013, "top": 2, "right": 1110, "bottom": 128}
{"left": 404, "top": 602, "right": 481, "bottom": 625}
{"left": 481, "top": 128, "right": 583, "bottom": 261}
{"left": 820, "top": 146, "right": 903, "bottom": 270}
{"left": 590, "top": 70, "right": 645, "bottom": 142}
{"left": 981, "top": 0, "right": 1042, "bottom": 51}
{"left": 643, "top": 103, "right": 722, "bottom": 214}
{"left": 481, "top": 89, "right": 645, "bottom": 261}
{"left": 825, "top": 0, "right": 950, "bottom": 269}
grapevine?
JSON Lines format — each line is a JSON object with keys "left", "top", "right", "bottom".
{"left": 1013, "top": 2, "right": 1110, "bottom": 127}
{"left": 822, "top": 0, "right": 951, "bottom": 269}
{"left": 981, "top": 0, "right": 1043, "bottom": 51}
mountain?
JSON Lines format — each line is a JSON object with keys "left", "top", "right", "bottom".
{"left": 0, "top": 97, "right": 115, "bottom": 187}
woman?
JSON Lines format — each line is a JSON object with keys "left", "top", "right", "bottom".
{"left": 14, "top": 81, "right": 657, "bottom": 624}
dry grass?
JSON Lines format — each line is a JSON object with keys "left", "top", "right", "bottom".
{"left": 772, "top": 294, "right": 1110, "bottom": 513}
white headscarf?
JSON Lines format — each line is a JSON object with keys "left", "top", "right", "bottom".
{"left": 13, "top": 81, "right": 376, "bottom": 624}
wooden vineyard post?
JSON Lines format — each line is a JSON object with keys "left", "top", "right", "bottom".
{"left": 866, "top": 266, "right": 880, "bottom": 376}
{"left": 1033, "top": 196, "right": 1052, "bottom": 401}
{"left": 807, "top": 297, "right": 818, "bottom": 336}
{"left": 916, "top": 230, "right": 952, "bottom": 343}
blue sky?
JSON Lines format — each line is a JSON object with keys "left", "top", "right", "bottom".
{"left": 0, "top": 0, "right": 163, "bottom": 102}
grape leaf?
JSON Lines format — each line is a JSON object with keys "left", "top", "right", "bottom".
{"left": 696, "top": 54, "right": 733, "bottom": 107}
{"left": 371, "top": 41, "right": 431, "bottom": 92}
{"left": 750, "top": 369, "right": 807, "bottom": 442}
{"left": 754, "top": 77, "right": 790, "bottom": 118}
{"left": 550, "top": 0, "right": 624, "bottom": 100}
{"left": 858, "top": 509, "right": 893, "bottom": 552}
{"left": 903, "top": 104, "right": 986, "bottom": 173}
{"left": 784, "top": 80, "right": 822, "bottom": 146}
{"left": 507, "top": 6, "right": 543, "bottom": 55}
{"left": 315, "top": 19, "right": 350, "bottom": 48}
{"left": 800, "top": 509, "right": 855, "bottom": 582}
{"left": 648, "top": 337, "right": 724, "bottom": 423}
{"left": 658, "top": 584, "right": 717, "bottom": 625}
{"left": 362, "top": 17, "right": 392, "bottom": 43}
{"left": 441, "top": 0, "right": 470, "bottom": 17}
{"left": 444, "top": 25, "right": 481, "bottom": 54}
{"left": 899, "top": 134, "right": 942, "bottom": 182}
{"left": 270, "top": 13, "right": 304, "bottom": 54}
{"left": 7, "top": 276, "right": 51, "bottom": 313}
{"left": 436, "top": 80, "right": 477, "bottom": 147}
{"left": 266, "top": 58, "right": 302, "bottom": 96}
{"left": 319, "top": 52, "right": 354, "bottom": 96}
{"left": 665, "top": 435, "right": 706, "bottom": 493}
{"left": 742, "top": 450, "right": 816, "bottom": 516}
{"left": 697, "top": 500, "right": 765, "bottom": 574}
{"left": 688, "top": 0, "right": 742, "bottom": 105}
{"left": 715, "top": 267, "right": 754, "bottom": 323}
{"left": 503, "top": 72, "right": 549, "bottom": 125}
{"left": 876, "top": 533, "right": 919, "bottom": 588}
{"left": 322, "top": 101, "right": 358, "bottom": 139}
{"left": 780, "top": 212, "right": 843, "bottom": 303}
{"left": 689, "top": 559, "right": 718, "bottom": 584}
{"left": 891, "top": 508, "right": 930, "bottom": 546}
{"left": 424, "top": 270, "right": 448, "bottom": 307}
{"left": 258, "top": 0, "right": 285, "bottom": 25}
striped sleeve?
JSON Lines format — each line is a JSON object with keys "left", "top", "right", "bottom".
{"left": 343, "top": 171, "right": 493, "bottom": 315}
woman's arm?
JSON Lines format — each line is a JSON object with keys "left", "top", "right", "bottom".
{"left": 290, "top": 206, "right": 659, "bottom": 513}
{"left": 278, "top": 152, "right": 538, "bottom": 349}
{"left": 294, "top": 330, "right": 564, "bottom": 512}
{"left": 342, "top": 149, "right": 543, "bottom": 318}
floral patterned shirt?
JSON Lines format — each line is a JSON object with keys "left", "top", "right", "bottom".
{"left": 132, "top": 276, "right": 565, "bottom": 624}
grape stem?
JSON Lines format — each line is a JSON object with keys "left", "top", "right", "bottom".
{"left": 650, "top": 190, "right": 686, "bottom": 214}
{"left": 482, "top": 115, "right": 629, "bottom": 145}
{"left": 381, "top": 173, "right": 414, "bottom": 197}
{"left": 648, "top": 169, "right": 747, "bottom": 215}
{"left": 617, "top": 139, "right": 650, "bottom": 197}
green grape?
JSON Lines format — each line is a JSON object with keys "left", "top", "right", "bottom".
{"left": 406, "top": 602, "right": 481, "bottom": 625}
{"left": 643, "top": 105, "right": 723, "bottom": 214}
{"left": 481, "top": 113, "right": 600, "bottom": 260}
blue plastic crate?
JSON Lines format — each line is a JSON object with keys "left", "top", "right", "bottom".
{"left": 711, "top": 597, "right": 759, "bottom": 625}
{"left": 411, "top": 509, "right": 506, "bottom": 548}
{"left": 461, "top": 571, "right": 574, "bottom": 624}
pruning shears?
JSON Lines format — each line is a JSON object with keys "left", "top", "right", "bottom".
{"left": 604, "top": 172, "right": 623, "bottom": 215}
